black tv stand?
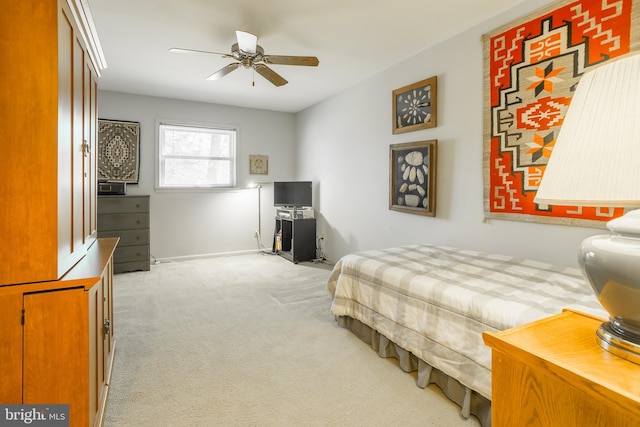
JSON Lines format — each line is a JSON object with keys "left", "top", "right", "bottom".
{"left": 273, "top": 217, "right": 316, "bottom": 263}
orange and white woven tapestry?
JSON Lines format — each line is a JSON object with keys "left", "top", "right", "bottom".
{"left": 483, "top": 0, "right": 640, "bottom": 226}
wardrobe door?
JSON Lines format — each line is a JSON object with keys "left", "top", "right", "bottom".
{"left": 23, "top": 288, "right": 91, "bottom": 427}
{"left": 0, "top": 293, "right": 23, "bottom": 403}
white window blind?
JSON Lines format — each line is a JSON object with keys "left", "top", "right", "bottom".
{"left": 158, "top": 122, "right": 236, "bottom": 189}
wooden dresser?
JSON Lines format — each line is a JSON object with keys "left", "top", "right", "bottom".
{"left": 483, "top": 309, "right": 640, "bottom": 427}
{"left": 98, "top": 195, "right": 151, "bottom": 273}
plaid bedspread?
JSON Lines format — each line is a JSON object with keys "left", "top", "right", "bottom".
{"left": 326, "top": 245, "right": 608, "bottom": 399}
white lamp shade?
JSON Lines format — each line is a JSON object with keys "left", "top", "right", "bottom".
{"left": 534, "top": 53, "right": 640, "bottom": 207}
{"left": 236, "top": 30, "right": 257, "bottom": 54}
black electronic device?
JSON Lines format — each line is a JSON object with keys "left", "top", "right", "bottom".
{"left": 273, "top": 181, "right": 312, "bottom": 208}
{"left": 98, "top": 182, "right": 126, "bottom": 195}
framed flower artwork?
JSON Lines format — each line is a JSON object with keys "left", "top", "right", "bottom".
{"left": 392, "top": 76, "right": 437, "bottom": 134}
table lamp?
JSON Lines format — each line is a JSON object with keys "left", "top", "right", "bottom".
{"left": 534, "top": 53, "right": 640, "bottom": 363}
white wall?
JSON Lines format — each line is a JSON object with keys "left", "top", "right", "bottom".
{"left": 296, "top": 0, "right": 604, "bottom": 268}
{"left": 99, "top": 2, "right": 611, "bottom": 268}
{"left": 98, "top": 91, "right": 296, "bottom": 260}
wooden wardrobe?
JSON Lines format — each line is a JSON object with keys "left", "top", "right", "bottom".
{"left": 0, "top": 1, "right": 117, "bottom": 426}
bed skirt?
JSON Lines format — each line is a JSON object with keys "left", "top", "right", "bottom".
{"left": 337, "top": 315, "right": 491, "bottom": 427}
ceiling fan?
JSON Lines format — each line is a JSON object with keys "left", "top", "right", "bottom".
{"left": 169, "top": 30, "right": 319, "bottom": 87}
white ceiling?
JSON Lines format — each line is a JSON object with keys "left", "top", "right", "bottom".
{"left": 87, "top": 0, "right": 527, "bottom": 113}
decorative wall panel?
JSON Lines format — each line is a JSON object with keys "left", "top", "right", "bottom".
{"left": 98, "top": 119, "right": 140, "bottom": 183}
{"left": 483, "top": 0, "right": 640, "bottom": 226}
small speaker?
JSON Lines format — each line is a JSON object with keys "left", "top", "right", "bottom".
{"left": 98, "top": 182, "right": 126, "bottom": 195}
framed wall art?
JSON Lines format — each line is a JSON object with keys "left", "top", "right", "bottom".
{"left": 482, "top": 0, "right": 640, "bottom": 227}
{"left": 392, "top": 76, "right": 437, "bottom": 134}
{"left": 389, "top": 139, "right": 437, "bottom": 216}
{"left": 249, "top": 154, "right": 269, "bottom": 174}
{"left": 98, "top": 119, "right": 140, "bottom": 183}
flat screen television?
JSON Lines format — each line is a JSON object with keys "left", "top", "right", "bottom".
{"left": 273, "top": 181, "right": 312, "bottom": 208}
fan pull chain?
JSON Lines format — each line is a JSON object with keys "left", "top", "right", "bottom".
{"left": 252, "top": 68, "right": 255, "bottom": 87}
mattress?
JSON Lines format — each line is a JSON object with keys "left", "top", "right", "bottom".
{"left": 326, "top": 244, "right": 608, "bottom": 400}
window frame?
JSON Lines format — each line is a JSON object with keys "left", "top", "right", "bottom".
{"left": 156, "top": 120, "right": 238, "bottom": 191}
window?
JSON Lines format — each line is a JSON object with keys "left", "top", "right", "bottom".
{"left": 158, "top": 122, "right": 236, "bottom": 189}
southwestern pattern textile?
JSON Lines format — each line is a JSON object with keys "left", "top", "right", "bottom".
{"left": 98, "top": 119, "right": 140, "bottom": 183}
{"left": 483, "top": 0, "right": 640, "bottom": 226}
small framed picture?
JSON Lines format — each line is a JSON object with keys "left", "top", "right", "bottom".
{"left": 392, "top": 76, "right": 437, "bottom": 134}
{"left": 389, "top": 140, "right": 437, "bottom": 216}
{"left": 249, "top": 155, "right": 269, "bottom": 174}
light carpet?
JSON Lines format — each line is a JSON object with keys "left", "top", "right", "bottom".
{"left": 104, "top": 253, "right": 480, "bottom": 426}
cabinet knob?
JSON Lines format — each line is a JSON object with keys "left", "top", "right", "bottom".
{"left": 82, "top": 140, "right": 90, "bottom": 157}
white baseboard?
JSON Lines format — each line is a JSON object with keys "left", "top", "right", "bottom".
{"left": 154, "top": 249, "right": 260, "bottom": 264}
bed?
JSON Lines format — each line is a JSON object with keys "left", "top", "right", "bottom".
{"left": 325, "top": 244, "right": 608, "bottom": 427}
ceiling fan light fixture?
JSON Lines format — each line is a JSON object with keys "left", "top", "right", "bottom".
{"left": 171, "top": 30, "right": 319, "bottom": 87}
{"left": 235, "top": 30, "right": 257, "bottom": 54}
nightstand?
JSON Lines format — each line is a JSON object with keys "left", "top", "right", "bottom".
{"left": 483, "top": 309, "right": 640, "bottom": 427}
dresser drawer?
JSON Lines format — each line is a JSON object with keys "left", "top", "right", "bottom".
{"left": 97, "top": 213, "right": 149, "bottom": 231}
{"left": 98, "top": 196, "right": 149, "bottom": 213}
{"left": 114, "top": 260, "right": 150, "bottom": 274}
{"left": 98, "top": 229, "right": 149, "bottom": 247}
{"left": 113, "top": 245, "right": 149, "bottom": 263}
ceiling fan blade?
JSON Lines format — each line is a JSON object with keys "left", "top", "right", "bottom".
{"left": 206, "top": 63, "right": 240, "bottom": 80}
{"left": 263, "top": 55, "right": 319, "bottom": 67}
{"left": 236, "top": 30, "right": 257, "bottom": 54}
{"left": 169, "top": 47, "right": 229, "bottom": 57}
{"left": 254, "top": 64, "right": 288, "bottom": 87}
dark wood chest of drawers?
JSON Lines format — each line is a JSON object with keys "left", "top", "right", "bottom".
{"left": 98, "top": 195, "right": 150, "bottom": 273}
